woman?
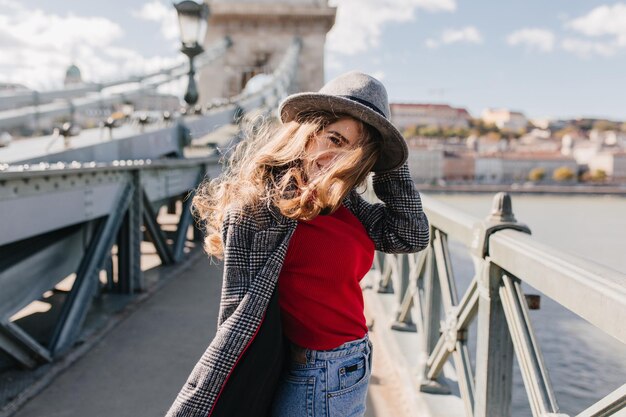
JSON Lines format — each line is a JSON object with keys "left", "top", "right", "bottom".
{"left": 164, "top": 71, "right": 430, "bottom": 417}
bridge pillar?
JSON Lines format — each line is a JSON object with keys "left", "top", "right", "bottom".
{"left": 199, "top": 0, "right": 336, "bottom": 101}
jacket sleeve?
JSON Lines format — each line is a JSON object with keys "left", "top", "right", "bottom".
{"left": 216, "top": 207, "right": 257, "bottom": 329}
{"left": 347, "top": 160, "right": 430, "bottom": 254}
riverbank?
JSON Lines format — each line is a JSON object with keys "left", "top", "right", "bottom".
{"left": 416, "top": 182, "right": 626, "bottom": 196}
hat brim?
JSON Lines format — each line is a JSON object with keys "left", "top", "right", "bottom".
{"left": 278, "top": 93, "right": 408, "bottom": 173}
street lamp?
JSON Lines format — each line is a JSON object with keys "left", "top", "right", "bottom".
{"left": 174, "top": 0, "right": 209, "bottom": 107}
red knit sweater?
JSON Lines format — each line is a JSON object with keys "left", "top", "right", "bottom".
{"left": 277, "top": 205, "right": 375, "bottom": 350}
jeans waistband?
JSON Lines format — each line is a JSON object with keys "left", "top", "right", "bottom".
{"left": 289, "top": 334, "right": 370, "bottom": 363}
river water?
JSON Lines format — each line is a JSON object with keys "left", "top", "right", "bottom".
{"left": 423, "top": 193, "right": 626, "bottom": 416}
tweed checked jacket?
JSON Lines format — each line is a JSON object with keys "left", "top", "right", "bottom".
{"left": 164, "top": 160, "right": 430, "bottom": 417}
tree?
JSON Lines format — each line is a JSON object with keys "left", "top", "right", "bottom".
{"left": 450, "top": 127, "right": 469, "bottom": 138}
{"left": 441, "top": 127, "right": 454, "bottom": 137}
{"left": 403, "top": 125, "right": 419, "bottom": 139}
{"left": 553, "top": 166, "right": 575, "bottom": 182}
{"left": 417, "top": 125, "right": 441, "bottom": 138}
{"left": 528, "top": 167, "right": 546, "bottom": 182}
{"left": 592, "top": 120, "right": 618, "bottom": 132}
{"left": 487, "top": 123, "right": 501, "bottom": 133}
{"left": 554, "top": 126, "right": 578, "bottom": 139}
{"left": 469, "top": 119, "right": 497, "bottom": 136}
{"left": 590, "top": 169, "right": 607, "bottom": 182}
{"left": 469, "top": 118, "right": 486, "bottom": 131}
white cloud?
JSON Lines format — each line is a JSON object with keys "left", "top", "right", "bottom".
{"left": 0, "top": 1, "right": 183, "bottom": 90}
{"left": 503, "top": 6, "right": 626, "bottom": 59}
{"left": 566, "top": 3, "right": 626, "bottom": 45}
{"left": 132, "top": 0, "right": 179, "bottom": 42}
{"left": 425, "top": 38, "right": 439, "bottom": 49}
{"left": 327, "top": 0, "right": 456, "bottom": 56}
{"left": 8, "top": 11, "right": 124, "bottom": 51}
{"left": 325, "top": 53, "right": 345, "bottom": 72}
{"left": 0, "top": 0, "right": 22, "bottom": 13}
{"left": 558, "top": 3, "right": 626, "bottom": 57}
{"left": 425, "top": 26, "right": 483, "bottom": 49}
{"left": 441, "top": 26, "right": 482, "bottom": 44}
{"left": 371, "top": 70, "right": 385, "bottom": 81}
{"left": 560, "top": 38, "right": 617, "bottom": 58}
{"left": 507, "top": 28, "right": 555, "bottom": 52}
{"left": 0, "top": 23, "right": 24, "bottom": 47}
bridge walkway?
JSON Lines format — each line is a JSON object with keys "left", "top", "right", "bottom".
{"left": 7, "top": 245, "right": 433, "bottom": 417}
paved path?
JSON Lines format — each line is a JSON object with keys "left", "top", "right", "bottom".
{"left": 12, "top": 250, "right": 221, "bottom": 417}
{"left": 9, "top": 249, "right": 408, "bottom": 417}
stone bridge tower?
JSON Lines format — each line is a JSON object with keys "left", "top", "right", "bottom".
{"left": 198, "top": 0, "right": 336, "bottom": 101}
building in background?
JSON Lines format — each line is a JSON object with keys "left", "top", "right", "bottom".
{"left": 529, "top": 118, "right": 568, "bottom": 131}
{"left": 589, "top": 129, "right": 626, "bottom": 147}
{"left": 199, "top": 0, "right": 336, "bottom": 101}
{"left": 407, "top": 147, "right": 444, "bottom": 183}
{"left": 390, "top": 103, "right": 471, "bottom": 131}
{"left": 443, "top": 151, "right": 476, "bottom": 181}
{"left": 64, "top": 64, "right": 83, "bottom": 87}
{"left": 475, "top": 152, "right": 578, "bottom": 183}
{"left": 588, "top": 152, "right": 626, "bottom": 180}
{"left": 482, "top": 108, "right": 528, "bottom": 131}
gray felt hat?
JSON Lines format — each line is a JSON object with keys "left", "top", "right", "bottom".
{"left": 278, "top": 71, "right": 407, "bottom": 173}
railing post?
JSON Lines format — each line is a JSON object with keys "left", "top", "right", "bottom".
{"left": 471, "top": 192, "right": 530, "bottom": 417}
{"left": 392, "top": 252, "right": 424, "bottom": 332}
{"left": 474, "top": 260, "right": 513, "bottom": 417}
{"left": 419, "top": 241, "right": 450, "bottom": 393}
{"left": 117, "top": 170, "right": 143, "bottom": 293}
{"left": 50, "top": 182, "right": 135, "bottom": 356}
{"left": 394, "top": 254, "right": 411, "bottom": 317}
{"left": 376, "top": 253, "right": 394, "bottom": 294}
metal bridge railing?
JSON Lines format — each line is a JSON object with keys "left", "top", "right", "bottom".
{"left": 4, "top": 37, "right": 301, "bottom": 167}
{"left": 0, "top": 37, "right": 232, "bottom": 131}
{"left": 0, "top": 37, "right": 234, "bottom": 112}
{"left": 184, "top": 37, "right": 301, "bottom": 141}
{"left": 0, "top": 36, "right": 303, "bottom": 374}
{"left": 365, "top": 185, "right": 626, "bottom": 417}
{"left": 0, "top": 156, "right": 220, "bottom": 368}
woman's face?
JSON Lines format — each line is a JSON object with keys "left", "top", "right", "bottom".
{"left": 306, "top": 117, "right": 362, "bottom": 178}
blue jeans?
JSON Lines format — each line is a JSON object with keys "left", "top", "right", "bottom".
{"left": 270, "top": 334, "right": 373, "bottom": 417}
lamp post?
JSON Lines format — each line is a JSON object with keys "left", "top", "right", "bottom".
{"left": 174, "top": 1, "right": 209, "bottom": 107}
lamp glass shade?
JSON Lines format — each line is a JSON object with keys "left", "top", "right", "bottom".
{"left": 174, "top": 1, "right": 209, "bottom": 47}
{"left": 196, "top": 12, "right": 208, "bottom": 45}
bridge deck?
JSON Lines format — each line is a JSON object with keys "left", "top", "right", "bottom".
{"left": 6, "top": 246, "right": 448, "bottom": 417}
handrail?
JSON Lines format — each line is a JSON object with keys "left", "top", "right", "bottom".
{"left": 0, "top": 154, "right": 216, "bottom": 362}
{"left": 0, "top": 36, "right": 301, "bottom": 367}
{"left": 421, "top": 193, "right": 626, "bottom": 345}
{"left": 0, "top": 38, "right": 231, "bottom": 109}
{"left": 0, "top": 35, "right": 304, "bottom": 412}
{"left": 366, "top": 184, "right": 626, "bottom": 417}
{"left": 490, "top": 229, "right": 626, "bottom": 344}
{"left": 229, "top": 37, "right": 301, "bottom": 110}
{"left": 0, "top": 155, "right": 219, "bottom": 179}
{"left": 0, "top": 38, "right": 232, "bottom": 131}
{"left": 420, "top": 194, "right": 475, "bottom": 245}
{"left": 0, "top": 37, "right": 301, "bottom": 166}
{"left": 0, "top": 92, "right": 230, "bottom": 365}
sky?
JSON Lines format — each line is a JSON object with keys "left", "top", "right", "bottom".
{"left": 0, "top": 0, "right": 625, "bottom": 121}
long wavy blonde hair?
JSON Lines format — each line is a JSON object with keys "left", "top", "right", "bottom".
{"left": 192, "top": 110, "right": 381, "bottom": 259}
